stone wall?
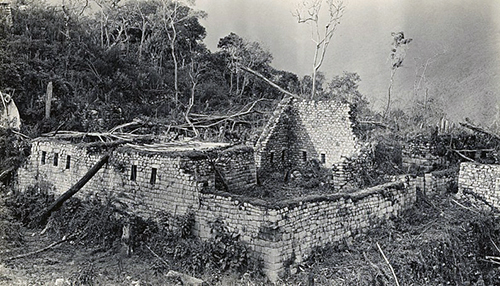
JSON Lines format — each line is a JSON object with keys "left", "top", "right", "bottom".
{"left": 17, "top": 138, "right": 456, "bottom": 282}
{"left": 255, "top": 98, "right": 359, "bottom": 176}
{"left": 17, "top": 139, "right": 256, "bottom": 218}
{"left": 458, "top": 162, "right": 500, "bottom": 207}
{"left": 195, "top": 170, "right": 455, "bottom": 281}
{"left": 402, "top": 140, "right": 442, "bottom": 172}
{"left": 254, "top": 97, "right": 293, "bottom": 173}
{"left": 290, "top": 100, "right": 358, "bottom": 167}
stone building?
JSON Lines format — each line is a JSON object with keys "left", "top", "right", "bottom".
{"left": 255, "top": 97, "right": 360, "bottom": 178}
{"left": 14, "top": 115, "right": 458, "bottom": 282}
{"left": 17, "top": 137, "right": 256, "bottom": 218}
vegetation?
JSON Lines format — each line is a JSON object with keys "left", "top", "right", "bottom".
{"left": 283, "top": 193, "right": 500, "bottom": 286}
{"left": 1, "top": 0, "right": 499, "bottom": 284}
{"left": 0, "top": 0, "right": 292, "bottom": 140}
{"left": 1, "top": 184, "right": 263, "bottom": 284}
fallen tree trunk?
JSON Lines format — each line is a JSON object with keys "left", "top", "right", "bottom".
{"left": 460, "top": 122, "right": 500, "bottom": 141}
{"left": 3, "top": 232, "right": 81, "bottom": 261}
{"left": 37, "top": 154, "right": 110, "bottom": 225}
{"left": 239, "top": 66, "right": 302, "bottom": 100}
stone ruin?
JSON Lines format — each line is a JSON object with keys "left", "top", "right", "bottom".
{"left": 17, "top": 138, "right": 256, "bottom": 218}
{"left": 255, "top": 97, "right": 361, "bottom": 185}
{"left": 458, "top": 162, "right": 500, "bottom": 208}
{"left": 14, "top": 98, "right": 459, "bottom": 281}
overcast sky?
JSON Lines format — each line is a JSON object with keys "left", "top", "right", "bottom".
{"left": 43, "top": 0, "right": 500, "bottom": 123}
{"left": 194, "top": 0, "right": 500, "bottom": 121}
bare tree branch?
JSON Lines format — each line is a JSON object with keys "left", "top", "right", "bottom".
{"left": 294, "top": 0, "right": 345, "bottom": 99}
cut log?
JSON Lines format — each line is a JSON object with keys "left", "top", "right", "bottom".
{"left": 37, "top": 154, "right": 110, "bottom": 225}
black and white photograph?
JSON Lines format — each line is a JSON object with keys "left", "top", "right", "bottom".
{"left": 1, "top": 0, "right": 500, "bottom": 284}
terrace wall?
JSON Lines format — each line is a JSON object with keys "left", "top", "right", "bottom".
{"left": 458, "top": 162, "right": 500, "bottom": 207}
{"left": 195, "top": 171, "right": 455, "bottom": 281}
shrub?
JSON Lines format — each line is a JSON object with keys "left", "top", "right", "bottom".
{"left": 4, "top": 182, "right": 54, "bottom": 227}
{"left": 137, "top": 214, "right": 262, "bottom": 280}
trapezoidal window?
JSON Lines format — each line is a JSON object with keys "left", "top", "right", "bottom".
{"left": 302, "top": 151, "right": 307, "bottom": 162}
{"left": 130, "top": 165, "right": 137, "bottom": 181}
{"left": 41, "top": 151, "right": 46, "bottom": 165}
{"left": 321, "top": 153, "right": 326, "bottom": 164}
{"left": 53, "top": 153, "right": 59, "bottom": 166}
{"left": 150, "top": 168, "right": 157, "bottom": 185}
{"left": 269, "top": 152, "right": 274, "bottom": 164}
{"left": 65, "top": 155, "right": 71, "bottom": 169}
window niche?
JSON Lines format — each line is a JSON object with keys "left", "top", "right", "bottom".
{"left": 66, "top": 155, "right": 71, "bottom": 169}
{"left": 150, "top": 168, "right": 157, "bottom": 185}
{"left": 130, "top": 165, "right": 137, "bottom": 181}
{"left": 321, "top": 153, "right": 326, "bottom": 164}
{"left": 302, "top": 150, "right": 307, "bottom": 162}
{"left": 41, "top": 151, "right": 46, "bottom": 165}
{"left": 53, "top": 153, "right": 59, "bottom": 166}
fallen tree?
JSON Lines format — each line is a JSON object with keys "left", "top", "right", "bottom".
{"left": 460, "top": 122, "right": 500, "bottom": 142}
{"left": 36, "top": 153, "right": 110, "bottom": 225}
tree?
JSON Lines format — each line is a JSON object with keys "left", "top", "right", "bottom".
{"left": 327, "top": 72, "right": 367, "bottom": 107}
{"left": 217, "top": 32, "right": 273, "bottom": 98}
{"left": 384, "top": 31, "right": 412, "bottom": 119}
{"left": 293, "top": 0, "right": 345, "bottom": 99}
{"left": 155, "top": 0, "right": 206, "bottom": 103}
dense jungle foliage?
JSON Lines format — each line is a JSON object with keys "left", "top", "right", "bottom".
{"left": 0, "top": 0, "right": 452, "bottom": 142}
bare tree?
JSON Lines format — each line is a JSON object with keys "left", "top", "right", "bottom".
{"left": 293, "top": 0, "right": 345, "bottom": 99}
{"left": 384, "top": 31, "right": 412, "bottom": 119}
{"left": 185, "top": 50, "right": 209, "bottom": 138}
{"left": 411, "top": 50, "right": 445, "bottom": 126}
{"left": 156, "top": 0, "right": 206, "bottom": 104}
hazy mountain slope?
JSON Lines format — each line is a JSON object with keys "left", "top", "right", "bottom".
{"left": 197, "top": 0, "right": 500, "bottom": 126}
{"left": 384, "top": 0, "right": 500, "bottom": 125}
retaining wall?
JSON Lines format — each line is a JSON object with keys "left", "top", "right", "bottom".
{"left": 195, "top": 171, "right": 454, "bottom": 281}
{"left": 458, "top": 162, "right": 500, "bottom": 207}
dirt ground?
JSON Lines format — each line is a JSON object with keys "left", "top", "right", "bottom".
{"left": 2, "top": 193, "right": 500, "bottom": 286}
{"left": 0, "top": 231, "right": 173, "bottom": 286}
